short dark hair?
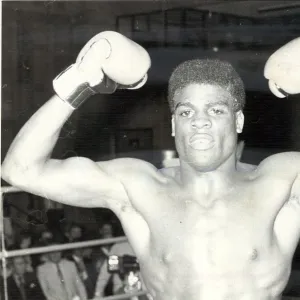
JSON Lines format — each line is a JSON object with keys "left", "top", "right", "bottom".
{"left": 168, "top": 59, "right": 245, "bottom": 113}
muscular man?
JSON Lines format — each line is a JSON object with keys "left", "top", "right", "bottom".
{"left": 2, "top": 31, "right": 300, "bottom": 300}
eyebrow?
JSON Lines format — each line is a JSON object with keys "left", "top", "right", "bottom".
{"left": 174, "top": 102, "right": 194, "bottom": 111}
{"left": 206, "top": 100, "right": 230, "bottom": 108}
{"left": 174, "top": 100, "right": 229, "bottom": 111}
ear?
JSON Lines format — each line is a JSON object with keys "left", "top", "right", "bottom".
{"left": 171, "top": 115, "right": 175, "bottom": 137}
{"left": 235, "top": 110, "right": 244, "bottom": 134}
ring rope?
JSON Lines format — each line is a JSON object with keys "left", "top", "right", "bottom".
{"left": 0, "top": 186, "right": 144, "bottom": 300}
{"left": 1, "top": 186, "right": 23, "bottom": 193}
{"left": 4, "top": 187, "right": 299, "bottom": 300}
{"left": 0, "top": 236, "right": 128, "bottom": 259}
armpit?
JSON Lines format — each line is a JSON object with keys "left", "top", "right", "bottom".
{"left": 290, "top": 174, "right": 300, "bottom": 205}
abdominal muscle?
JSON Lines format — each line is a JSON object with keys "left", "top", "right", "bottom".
{"left": 146, "top": 262, "right": 288, "bottom": 300}
{"left": 141, "top": 228, "right": 290, "bottom": 300}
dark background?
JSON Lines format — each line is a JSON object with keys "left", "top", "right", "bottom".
{"left": 2, "top": 0, "right": 300, "bottom": 270}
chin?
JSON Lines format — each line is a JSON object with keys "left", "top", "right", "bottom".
{"left": 192, "top": 162, "right": 221, "bottom": 172}
{"left": 186, "top": 146, "right": 231, "bottom": 170}
{"left": 183, "top": 155, "right": 218, "bottom": 172}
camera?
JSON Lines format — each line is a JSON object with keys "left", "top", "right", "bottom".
{"left": 108, "top": 255, "right": 140, "bottom": 275}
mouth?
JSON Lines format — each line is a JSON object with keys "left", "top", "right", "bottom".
{"left": 188, "top": 133, "right": 214, "bottom": 150}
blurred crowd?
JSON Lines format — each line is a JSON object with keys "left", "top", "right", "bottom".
{"left": 3, "top": 216, "right": 300, "bottom": 300}
{"left": 1, "top": 221, "right": 146, "bottom": 300}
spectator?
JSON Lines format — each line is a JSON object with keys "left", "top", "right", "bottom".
{"left": 33, "top": 229, "right": 54, "bottom": 266}
{"left": 18, "top": 232, "right": 33, "bottom": 249}
{"left": 3, "top": 217, "right": 15, "bottom": 250}
{"left": 37, "top": 241, "right": 87, "bottom": 300}
{"left": 4, "top": 232, "right": 15, "bottom": 251}
{"left": 68, "top": 245, "right": 98, "bottom": 299}
{"left": 1, "top": 255, "right": 46, "bottom": 300}
{"left": 37, "top": 229, "right": 54, "bottom": 245}
{"left": 94, "top": 241, "right": 146, "bottom": 298}
{"left": 0, "top": 257, "right": 12, "bottom": 279}
{"left": 15, "top": 232, "right": 34, "bottom": 272}
{"left": 98, "top": 222, "right": 114, "bottom": 257}
{"left": 65, "top": 223, "right": 83, "bottom": 243}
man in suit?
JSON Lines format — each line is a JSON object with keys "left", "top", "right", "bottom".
{"left": 1, "top": 255, "right": 46, "bottom": 300}
{"left": 37, "top": 243, "right": 87, "bottom": 300}
{"left": 94, "top": 241, "right": 149, "bottom": 300}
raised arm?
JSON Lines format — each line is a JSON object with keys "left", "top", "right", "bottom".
{"left": 2, "top": 95, "right": 127, "bottom": 207}
{"left": 2, "top": 31, "right": 151, "bottom": 207}
{"left": 263, "top": 37, "right": 300, "bottom": 255}
{"left": 263, "top": 36, "right": 300, "bottom": 177}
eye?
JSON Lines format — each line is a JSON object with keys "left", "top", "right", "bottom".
{"left": 209, "top": 107, "right": 225, "bottom": 115}
{"left": 179, "top": 110, "right": 193, "bottom": 117}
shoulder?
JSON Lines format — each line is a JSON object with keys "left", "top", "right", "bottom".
{"left": 99, "top": 157, "right": 156, "bottom": 172}
{"left": 37, "top": 261, "right": 54, "bottom": 271}
{"left": 62, "top": 258, "right": 73, "bottom": 265}
{"left": 98, "top": 158, "right": 164, "bottom": 181}
{"left": 255, "top": 151, "right": 300, "bottom": 180}
{"left": 62, "top": 258, "right": 77, "bottom": 268}
{"left": 236, "top": 161, "right": 257, "bottom": 173}
{"left": 158, "top": 166, "right": 179, "bottom": 180}
{"left": 37, "top": 262, "right": 48, "bottom": 270}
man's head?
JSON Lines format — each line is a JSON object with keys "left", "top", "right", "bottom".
{"left": 168, "top": 59, "right": 245, "bottom": 113}
{"left": 40, "top": 229, "right": 53, "bottom": 242}
{"left": 48, "top": 250, "right": 62, "bottom": 263}
{"left": 18, "top": 232, "right": 32, "bottom": 249}
{"left": 69, "top": 223, "right": 83, "bottom": 240}
{"left": 11, "top": 256, "right": 26, "bottom": 276}
{"left": 168, "top": 59, "right": 245, "bottom": 171}
{"left": 99, "top": 223, "right": 114, "bottom": 239}
{"left": 45, "top": 239, "right": 63, "bottom": 263}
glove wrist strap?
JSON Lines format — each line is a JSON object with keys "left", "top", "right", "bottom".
{"left": 53, "top": 64, "right": 96, "bottom": 109}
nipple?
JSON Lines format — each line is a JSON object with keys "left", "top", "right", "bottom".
{"left": 250, "top": 249, "right": 258, "bottom": 260}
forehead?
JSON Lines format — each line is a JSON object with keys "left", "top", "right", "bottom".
{"left": 173, "top": 83, "right": 234, "bottom": 106}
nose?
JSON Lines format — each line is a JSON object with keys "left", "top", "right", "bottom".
{"left": 191, "top": 114, "right": 212, "bottom": 130}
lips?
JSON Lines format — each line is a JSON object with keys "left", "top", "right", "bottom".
{"left": 189, "top": 133, "right": 213, "bottom": 143}
{"left": 189, "top": 133, "right": 214, "bottom": 150}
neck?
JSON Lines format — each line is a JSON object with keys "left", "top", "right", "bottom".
{"left": 178, "top": 156, "right": 238, "bottom": 201}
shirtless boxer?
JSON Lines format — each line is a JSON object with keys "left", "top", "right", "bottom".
{"left": 2, "top": 32, "right": 300, "bottom": 300}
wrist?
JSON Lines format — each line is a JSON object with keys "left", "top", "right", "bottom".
{"left": 53, "top": 64, "right": 97, "bottom": 109}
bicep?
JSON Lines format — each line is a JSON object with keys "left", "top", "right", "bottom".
{"left": 18, "top": 157, "right": 128, "bottom": 208}
{"left": 257, "top": 152, "right": 300, "bottom": 179}
{"left": 274, "top": 174, "right": 300, "bottom": 255}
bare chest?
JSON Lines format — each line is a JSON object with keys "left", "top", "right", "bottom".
{"left": 155, "top": 198, "right": 266, "bottom": 271}
{"left": 129, "top": 178, "right": 288, "bottom": 267}
{"left": 121, "top": 175, "right": 292, "bottom": 299}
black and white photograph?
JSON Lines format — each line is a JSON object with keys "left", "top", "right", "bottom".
{"left": 1, "top": 1, "right": 300, "bottom": 299}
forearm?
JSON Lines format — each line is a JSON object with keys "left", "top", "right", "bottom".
{"left": 2, "top": 95, "right": 73, "bottom": 181}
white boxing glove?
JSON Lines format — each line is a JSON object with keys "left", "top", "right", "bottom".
{"left": 264, "top": 37, "right": 300, "bottom": 98}
{"left": 53, "top": 31, "right": 151, "bottom": 108}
